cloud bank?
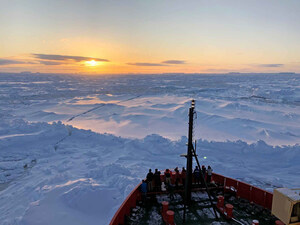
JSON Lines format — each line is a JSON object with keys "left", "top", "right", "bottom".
{"left": 258, "top": 64, "right": 284, "bottom": 68}
{"left": 127, "top": 62, "right": 166, "bottom": 67}
{"left": 161, "top": 60, "right": 185, "bottom": 64}
{"left": 0, "top": 59, "right": 28, "bottom": 65}
{"left": 39, "top": 60, "right": 64, "bottom": 65}
{"left": 128, "top": 60, "right": 185, "bottom": 67}
{"left": 33, "top": 54, "right": 109, "bottom": 62}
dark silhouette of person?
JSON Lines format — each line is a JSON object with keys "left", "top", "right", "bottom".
{"left": 146, "top": 169, "right": 154, "bottom": 191}
{"left": 194, "top": 166, "right": 201, "bottom": 185}
{"left": 174, "top": 167, "right": 180, "bottom": 188}
{"left": 181, "top": 167, "right": 186, "bottom": 186}
{"left": 154, "top": 169, "right": 161, "bottom": 191}
{"left": 165, "top": 169, "right": 171, "bottom": 185}
{"left": 201, "top": 165, "right": 207, "bottom": 185}
{"left": 202, "top": 165, "right": 206, "bottom": 177}
{"left": 207, "top": 165, "right": 213, "bottom": 183}
{"left": 140, "top": 179, "right": 147, "bottom": 204}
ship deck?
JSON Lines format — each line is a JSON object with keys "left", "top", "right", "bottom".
{"left": 109, "top": 173, "right": 275, "bottom": 225}
{"left": 126, "top": 186, "right": 276, "bottom": 225}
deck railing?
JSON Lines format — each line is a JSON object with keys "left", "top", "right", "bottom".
{"left": 109, "top": 182, "right": 142, "bottom": 225}
{"left": 110, "top": 172, "right": 273, "bottom": 225}
{"left": 212, "top": 173, "right": 273, "bottom": 210}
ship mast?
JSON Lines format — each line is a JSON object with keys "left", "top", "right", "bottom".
{"left": 184, "top": 99, "right": 195, "bottom": 203}
{"left": 183, "top": 100, "right": 218, "bottom": 222}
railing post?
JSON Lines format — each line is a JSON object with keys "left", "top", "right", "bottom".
{"left": 250, "top": 186, "right": 253, "bottom": 203}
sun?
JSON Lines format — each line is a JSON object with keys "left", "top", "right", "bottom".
{"left": 85, "top": 60, "right": 99, "bottom": 67}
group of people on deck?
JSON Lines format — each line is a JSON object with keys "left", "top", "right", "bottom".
{"left": 141, "top": 165, "right": 213, "bottom": 194}
{"left": 193, "top": 165, "right": 213, "bottom": 184}
{"left": 145, "top": 168, "right": 162, "bottom": 191}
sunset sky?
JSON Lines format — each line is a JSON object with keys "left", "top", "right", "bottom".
{"left": 1, "top": 0, "right": 300, "bottom": 74}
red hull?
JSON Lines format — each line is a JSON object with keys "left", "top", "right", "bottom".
{"left": 110, "top": 172, "right": 273, "bottom": 225}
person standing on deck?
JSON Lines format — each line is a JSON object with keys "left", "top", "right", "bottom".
{"left": 174, "top": 167, "right": 180, "bottom": 188}
{"left": 202, "top": 165, "right": 207, "bottom": 181}
{"left": 154, "top": 169, "right": 161, "bottom": 191}
{"left": 165, "top": 169, "right": 171, "bottom": 185}
{"left": 194, "top": 166, "right": 201, "bottom": 185}
{"left": 146, "top": 169, "right": 154, "bottom": 191}
{"left": 181, "top": 167, "right": 186, "bottom": 186}
{"left": 140, "top": 180, "right": 147, "bottom": 204}
{"left": 207, "top": 165, "right": 213, "bottom": 183}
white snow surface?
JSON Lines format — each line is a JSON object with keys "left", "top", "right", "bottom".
{"left": 0, "top": 73, "right": 299, "bottom": 225}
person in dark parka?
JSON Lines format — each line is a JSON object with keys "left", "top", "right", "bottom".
{"left": 140, "top": 179, "right": 147, "bottom": 204}
{"left": 153, "top": 169, "right": 161, "bottom": 191}
{"left": 165, "top": 169, "right": 171, "bottom": 185}
{"left": 174, "top": 167, "right": 180, "bottom": 189}
{"left": 181, "top": 167, "right": 186, "bottom": 186}
{"left": 146, "top": 169, "right": 154, "bottom": 191}
{"left": 193, "top": 166, "right": 201, "bottom": 185}
{"left": 202, "top": 165, "right": 206, "bottom": 181}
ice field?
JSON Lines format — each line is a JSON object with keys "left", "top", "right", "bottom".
{"left": 0, "top": 73, "right": 299, "bottom": 225}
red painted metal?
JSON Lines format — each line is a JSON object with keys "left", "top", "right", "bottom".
{"left": 109, "top": 182, "right": 142, "bottom": 225}
{"left": 110, "top": 172, "right": 274, "bottom": 224}
{"left": 225, "top": 204, "right": 234, "bottom": 219}
{"left": 171, "top": 172, "right": 176, "bottom": 184}
{"left": 166, "top": 210, "right": 175, "bottom": 225}
{"left": 161, "top": 201, "right": 169, "bottom": 223}
{"left": 252, "top": 187, "right": 266, "bottom": 207}
{"left": 212, "top": 173, "right": 273, "bottom": 210}
{"left": 275, "top": 220, "right": 285, "bottom": 225}
{"left": 162, "top": 201, "right": 169, "bottom": 215}
{"left": 265, "top": 191, "right": 273, "bottom": 210}
{"left": 212, "top": 173, "right": 225, "bottom": 184}
{"left": 237, "top": 181, "right": 252, "bottom": 200}
{"left": 217, "top": 195, "right": 224, "bottom": 209}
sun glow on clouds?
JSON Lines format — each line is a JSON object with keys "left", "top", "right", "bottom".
{"left": 85, "top": 60, "right": 100, "bottom": 67}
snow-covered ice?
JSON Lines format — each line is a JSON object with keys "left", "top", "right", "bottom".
{"left": 0, "top": 73, "right": 299, "bottom": 224}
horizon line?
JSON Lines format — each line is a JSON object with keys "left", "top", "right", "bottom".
{"left": 0, "top": 71, "right": 298, "bottom": 76}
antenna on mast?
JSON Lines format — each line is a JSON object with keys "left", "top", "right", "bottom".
{"left": 183, "top": 100, "right": 218, "bottom": 223}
